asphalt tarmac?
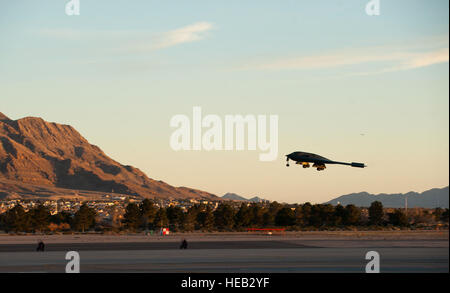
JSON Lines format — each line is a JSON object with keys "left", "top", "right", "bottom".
{"left": 0, "top": 238, "right": 447, "bottom": 273}
{"left": 0, "top": 240, "right": 312, "bottom": 252}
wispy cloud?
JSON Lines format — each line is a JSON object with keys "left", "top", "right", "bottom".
{"left": 353, "top": 47, "right": 449, "bottom": 76}
{"left": 240, "top": 35, "right": 449, "bottom": 75}
{"left": 245, "top": 50, "right": 406, "bottom": 71}
{"left": 401, "top": 47, "right": 449, "bottom": 70}
{"left": 37, "top": 22, "right": 214, "bottom": 52}
{"left": 151, "top": 22, "right": 214, "bottom": 50}
{"left": 120, "top": 22, "right": 214, "bottom": 52}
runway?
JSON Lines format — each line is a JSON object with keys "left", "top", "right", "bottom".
{"left": 0, "top": 238, "right": 447, "bottom": 273}
{"left": 0, "top": 240, "right": 312, "bottom": 252}
{"left": 0, "top": 248, "right": 447, "bottom": 273}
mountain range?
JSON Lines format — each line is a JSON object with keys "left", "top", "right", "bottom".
{"left": 325, "top": 186, "right": 449, "bottom": 208}
{"left": 222, "top": 193, "right": 267, "bottom": 203}
{"left": 0, "top": 112, "right": 218, "bottom": 200}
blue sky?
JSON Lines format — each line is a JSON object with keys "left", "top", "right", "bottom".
{"left": 0, "top": 0, "right": 448, "bottom": 203}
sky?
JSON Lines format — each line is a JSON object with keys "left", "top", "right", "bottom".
{"left": 0, "top": 0, "right": 449, "bottom": 203}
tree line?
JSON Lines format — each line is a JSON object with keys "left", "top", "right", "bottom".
{"left": 0, "top": 200, "right": 448, "bottom": 233}
{"left": 0, "top": 203, "right": 96, "bottom": 233}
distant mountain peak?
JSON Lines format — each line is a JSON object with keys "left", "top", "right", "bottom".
{"left": 248, "top": 196, "right": 265, "bottom": 202}
{"left": 222, "top": 193, "right": 268, "bottom": 203}
{"left": 222, "top": 193, "right": 248, "bottom": 201}
{"left": 0, "top": 112, "right": 10, "bottom": 121}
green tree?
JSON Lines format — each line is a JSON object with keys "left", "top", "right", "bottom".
{"left": 122, "top": 203, "right": 141, "bottom": 231}
{"left": 140, "top": 199, "right": 157, "bottom": 229}
{"left": 73, "top": 203, "right": 97, "bottom": 232}
{"left": 235, "top": 203, "right": 252, "bottom": 229}
{"left": 294, "top": 206, "right": 305, "bottom": 227}
{"left": 249, "top": 203, "right": 264, "bottom": 227}
{"left": 214, "top": 203, "right": 235, "bottom": 231}
{"left": 50, "top": 211, "right": 72, "bottom": 226}
{"left": 343, "top": 204, "right": 361, "bottom": 226}
{"left": 388, "top": 209, "right": 408, "bottom": 227}
{"left": 187, "top": 204, "right": 202, "bottom": 230}
{"left": 441, "top": 209, "right": 449, "bottom": 222}
{"left": 181, "top": 208, "right": 196, "bottom": 232}
{"left": 29, "top": 204, "right": 51, "bottom": 232}
{"left": 309, "top": 205, "right": 324, "bottom": 227}
{"left": 196, "top": 206, "right": 215, "bottom": 231}
{"left": 433, "top": 208, "right": 443, "bottom": 222}
{"left": 154, "top": 208, "right": 169, "bottom": 229}
{"left": 0, "top": 213, "right": 4, "bottom": 231}
{"left": 166, "top": 206, "right": 184, "bottom": 231}
{"left": 333, "top": 205, "right": 346, "bottom": 226}
{"left": 263, "top": 201, "right": 282, "bottom": 227}
{"left": 3, "top": 204, "right": 31, "bottom": 232}
{"left": 319, "top": 204, "right": 335, "bottom": 226}
{"left": 301, "top": 203, "right": 312, "bottom": 226}
{"left": 368, "top": 201, "right": 384, "bottom": 226}
{"left": 275, "top": 207, "right": 296, "bottom": 226}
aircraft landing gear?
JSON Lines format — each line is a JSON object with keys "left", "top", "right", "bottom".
{"left": 314, "top": 163, "right": 326, "bottom": 171}
{"left": 286, "top": 157, "right": 290, "bottom": 167}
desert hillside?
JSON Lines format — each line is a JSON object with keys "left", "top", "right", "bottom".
{"left": 0, "top": 112, "right": 218, "bottom": 200}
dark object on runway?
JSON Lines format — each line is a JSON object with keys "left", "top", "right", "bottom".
{"left": 286, "top": 151, "right": 366, "bottom": 171}
{"left": 36, "top": 241, "right": 45, "bottom": 252}
{"left": 180, "top": 239, "right": 188, "bottom": 249}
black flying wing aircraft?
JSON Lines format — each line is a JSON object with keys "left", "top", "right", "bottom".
{"left": 286, "top": 151, "right": 366, "bottom": 171}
